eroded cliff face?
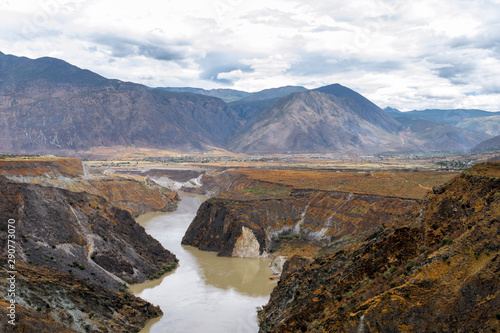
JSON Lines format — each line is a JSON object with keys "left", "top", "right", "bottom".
{"left": 0, "top": 173, "right": 176, "bottom": 331}
{"left": 0, "top": 175, "right": 177, "bottom": 289}
{"left": 0, "top": 157, "right": 179, "bottom": 216}
{"left": 258, "top": 162, "right": 500, "bottom": 332}
{"left": 182, "top": 189, "right": 415, "bottom": 258}
{"left": 0, "top": 156, "right": 84, "bottom": 178}
{"left": 0, "top": 260, "right": 161, "bottom": 333}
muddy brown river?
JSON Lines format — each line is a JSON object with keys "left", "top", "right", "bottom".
{"left": 130, "top": 194, "right": 277, "bottom": 333}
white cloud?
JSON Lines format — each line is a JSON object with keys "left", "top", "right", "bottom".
{"left": 0, "top": 0, "right": 499, "bottom": 110}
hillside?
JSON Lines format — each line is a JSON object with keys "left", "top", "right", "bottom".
{"left": 0, "top": 156, "right": 179, "bottom": 216}
{"left": 471, "top": 134, "right": 500, "bottom": 152}
{"left": 239, "top": 85, "right": 308, "bottom": 102}
{"left": 157, "top": 87, "right": 250, "bottom": 102}
{"left": 0, "top": 260, "right": 161, "bottom": 332}
{"left": 0, "top": 172, "right": 179, "bottom": 331}
{"left": 399, "top": 109, "right": 500, "bottom": 125}
{"left": 391, "top": 115, "right": 490, "bottom": 151}
{"left": 183, "top": 168, "right": 457, "bottom": 258}
{"left": 0, "top": 52, "right": 241, "bottom": 154}
{"left": 258, "top": 162, "right": 500, "bottom": 332}
{"left": 0, "top": 51, "right": 493, "bottom": 156}
{"left": 386, "top": 108, "right": 500, "bottom": 140}
{"left": 227, "top": 88, "right": 408, "bottom": 154}
{"left": 457, "top": 115, "right": 500, "bottom": 136}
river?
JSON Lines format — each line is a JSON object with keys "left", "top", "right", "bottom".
{"left": 130, "top": 193, "right": 277, "bottom": 333}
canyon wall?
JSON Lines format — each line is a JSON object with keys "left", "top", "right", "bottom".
{"left": 258, "top": 162, "right": 500, "bottom": 332}
{"left": 183, "top": 186, "right": 415, "bottom": 258}
{"left": 0, "top": 173, "right": 177, "bottom": 331}
{"left": 0, "top": 157, "right": 180, "bottom": 216}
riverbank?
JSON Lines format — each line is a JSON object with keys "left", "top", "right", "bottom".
{"left": 131, "top": 193, "right": 277, "bottom": 333}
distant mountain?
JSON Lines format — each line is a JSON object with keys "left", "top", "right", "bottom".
{"left": 157, "top": 87, "right": 250, "bottom": 102}
{"left": 227, "top": 86, "right": 407, "bottom": 154}
{"left": 384, "top": 107, "right": 499, "bottom": 139}
{"left": 455, "top": 115, "right": 500, "bottom": 137}
{"left": 471, "top": 135, "right": 500, "bottom": 152}
{"left": 0, "top": 52, "right": 241, "bottom": 153}
{"left": 0, "top": 52, "right": 491, "bottom": 156}
{"left": 228, "top": 98, "right": 278, "bottom": 121}
{"left": 228, "top": 85, "right": 490, "bottom": 154}
{"left": 391, "top": 108, "right": 500, "bottom": 126}
{"left": 390, "top": 115, "right": 490, "bottom": 152}
{"left": 383, "top": 106, "right": 402, "bottom": 116}
{"left": 239, "top": 85, "right": 308, "bottom": 102}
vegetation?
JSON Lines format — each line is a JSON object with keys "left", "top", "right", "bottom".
{"left": 222, "top": 168, "right": 458, "bottom": 199}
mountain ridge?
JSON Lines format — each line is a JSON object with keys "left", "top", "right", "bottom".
{"left": 0, "top": 51, "right": 493, "bottom": 155}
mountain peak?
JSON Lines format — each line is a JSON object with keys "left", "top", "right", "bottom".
{"left": 239, "top": 85, "right": 308, "bottom": 102}
{"left": 313, "top": 83, "right": 367, "bottom": 100}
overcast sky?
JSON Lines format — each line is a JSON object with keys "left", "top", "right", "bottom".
{"left": 1, "top": 0, "right": 500, "bottom": 110}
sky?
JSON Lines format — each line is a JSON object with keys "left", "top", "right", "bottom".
{"left": 1, "top": 0, "right": 500, "bottom": 111}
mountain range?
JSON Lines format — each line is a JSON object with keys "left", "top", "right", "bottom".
{"left": 0, "top": 51, "right": 495, "bottom": 155}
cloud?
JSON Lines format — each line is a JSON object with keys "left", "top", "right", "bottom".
{"left": 91, "top": 33, "right": 189, "bottom": 62}
{"left": 310, "top": 25, "right": 343, "bottom": 33}
{"left": 198, "top": 51, "right": 254, "bottom": 84}
{"left": 433, "top": 63, "right": 476, "bottom": 85}
{"left": 242, "top": 8, "right": 306, "bottom": 27}
{"left": 0, "top": 0, "right": 500, "bottom": 110}
{"left": 285, "top": 52, "right": 403, "bottom": 76}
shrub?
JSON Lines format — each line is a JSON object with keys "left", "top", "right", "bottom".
{"left": 440, "top": 236, "right": 453, "bottom": 247}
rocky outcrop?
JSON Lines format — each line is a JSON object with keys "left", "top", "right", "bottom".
{"left": 0, "top": 260, "right": 161, "bottom": 333}
{"left": 258, "top": 162, "right": 500, "bottom": 332}
{"left": 182, "top": 189, "right": 415, "bottom": 258}
{"left": 0, "top": 173, "right": 176, "bottom": 331}
{"left": 0, "top": 156, "right": 84, "bottom": 177}
{"left": 0, "top": 157, "right": 180, "bottom": 216}
{"left": 0, "top": 175, "right": 177, "bottom": 289}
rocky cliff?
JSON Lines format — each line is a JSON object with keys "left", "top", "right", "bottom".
{"left": 0, "top": 260, "right": 161, "bottom": 333}
{"left": 183, "top": 168, "right": 436, "bottom": 258}
{"left": 258, "top": 162, "right": 500, "bottom": 332}
{"left": 0, "top": 157, "right": 179, "bottom": 216}
{"left": 0, "top": 174, "right": 177, "bottom": 331}
{"left": 182, "top": 190, "right": 415, "bottom": 258}
{"left": 0, "top": 175, "right": 177, "bottom": 289}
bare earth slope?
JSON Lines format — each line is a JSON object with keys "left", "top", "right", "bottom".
{"left": 228, "top": 89, "right": 407, "bottom": 154}
{"left": 0, "top": 52, "right": 240, "bottom": 153}
{"left": 258, "top": 162, "right": 500, "bottom": 332}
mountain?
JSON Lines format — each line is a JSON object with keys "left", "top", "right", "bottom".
{"left": 0, "top": 52, "right": 241, "bottom": 154}
{"left": 227, "top": 86, "right": 309, "bottom": 122}
{"left": 314, "top": 84, "right": 401, "bottom": 133}
{"left": 228, "top": 98, "right": 278, "bottom": 121}
{"left": 227, "top": 86, "right": 406, "bottom": 154}
{"left": 471, "top": 134, "right": 500, "bottom": 152}
{"left": 399, "top": 109, "right": 500, "bottom": 125}
{"left": 390, "top": 114, "right": 491, "bottom": 152}
{"left": 239, "top": 85, "right": 308, "bottom": 102}
{"left": 0, "top": 52, "right": 491, "bottom": 155}
{"left": 456, "top": 115, "right": 500, "bottom": 136}
{"left": 157, "top": 87, "right": 250, "bottom": 102}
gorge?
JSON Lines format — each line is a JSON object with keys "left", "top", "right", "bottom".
{"left": 1, "top": 156, "right": 499, "bottom": 332}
